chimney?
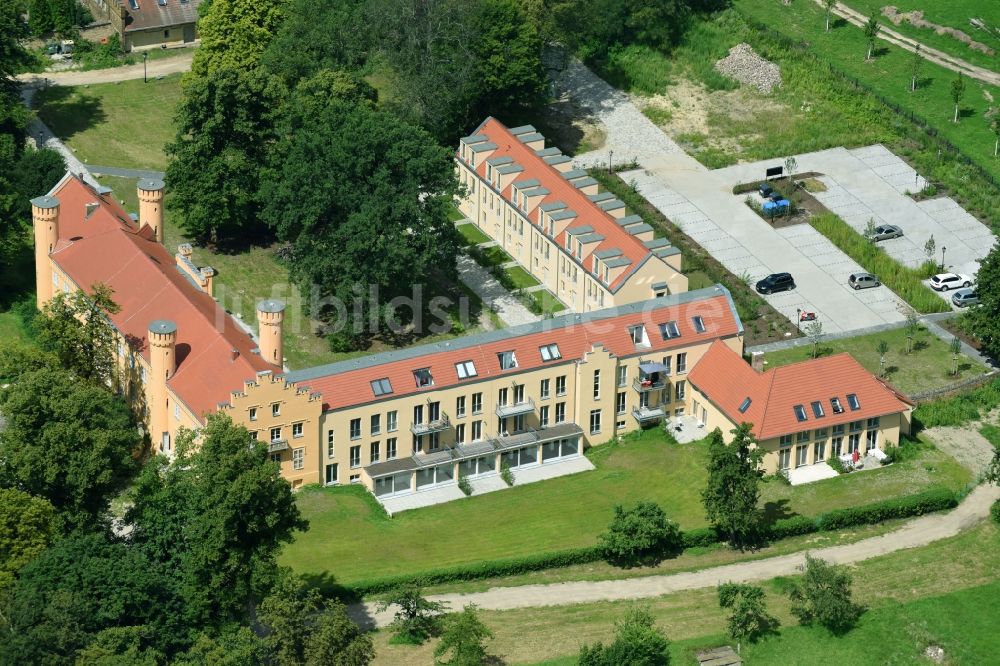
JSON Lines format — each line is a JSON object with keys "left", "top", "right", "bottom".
{"left": 148, "top": 320, "right": 178, "bottom": 453}
{"left": 751, "top": 351, "right": 765, "bottom": 373}
{"left": 200, "top": 266, "right": 215, "bottom": 296}
{"left": 256, "top": 299, "right": 286, "bottom": 368}
{"left": 137, "top": 178, "right": 165, "bottom": 244}
{"left": 30, "top": 194, "right": 60, "bottom": 309}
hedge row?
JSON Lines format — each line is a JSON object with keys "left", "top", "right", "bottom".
{"left": 344, "top": 488, "right": 961, "bottom": 598}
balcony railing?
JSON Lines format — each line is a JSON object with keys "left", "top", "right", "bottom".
{"left": 632, "top": 377, "right": 666, "bottom": 392}
{"left": 495, "top": 397, "right": 536, "bottom": 418}
{"left": 410, "top": 413, "right": 452, "bottom": 436}
{"left": 268, "top": 439, "right": 289, "bottom": 453}
{"left": 632, "top": 406, "right": 666, "bottom": 423}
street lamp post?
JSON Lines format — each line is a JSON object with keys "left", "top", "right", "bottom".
{"left": 796, "top": 308, "right": 801, "bottom": 334}
{"left": 143, "top": 52, "right": 148, "bottom": 83}
{"left": 941, "top": 246, "right": 947, "bottom": 271}
{"left": 609, "top": 149, "right": 614, "bottom": 174}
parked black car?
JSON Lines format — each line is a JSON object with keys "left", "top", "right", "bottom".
{"left": 755, "top": 273, "right": 795, "bottom": 294}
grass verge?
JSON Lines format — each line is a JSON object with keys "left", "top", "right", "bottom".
{"left": 456, "top": 222, "right": 490, "bottom": 246}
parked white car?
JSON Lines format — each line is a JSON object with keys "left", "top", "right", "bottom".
{"left": 930, "top": 273, "right": 972, "bottom": 291}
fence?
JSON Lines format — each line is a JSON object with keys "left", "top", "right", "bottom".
{"left": 910, "top": 370, "right": 999, "bottom": 403}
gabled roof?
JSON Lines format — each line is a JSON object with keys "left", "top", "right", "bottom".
{"left": 688, "top": 341, "right": 913, "bottom": 440}
{"left": 285, "top": 286, "right": 742, "bottom": 412}
{"left": 120, "top": 0, "right": 202, "bottom": 33}
{"left": 46, "top": 173, "right": 272, "bottom": 418}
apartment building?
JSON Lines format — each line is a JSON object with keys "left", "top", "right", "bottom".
{"left": 456, "top": 118, "right": 688, "bottom": 312}
{"left": 687, "top": 341, "right": 914, "bottom": 475}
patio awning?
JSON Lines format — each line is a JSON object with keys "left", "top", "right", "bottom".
{"left": 639, "top": 361, "right": 668, "bottom": 373}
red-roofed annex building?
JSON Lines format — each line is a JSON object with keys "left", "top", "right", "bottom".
{"left": 687, "top": 341, "right": 914, "bottom": 474}
{"left": 456, "top": 118, "right": 688, "bottom": 312}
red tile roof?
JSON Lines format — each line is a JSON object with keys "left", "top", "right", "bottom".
{"left": 47, "top": 174, "right": 272, "bottom": 418}
{"left": 285, "top": 289, "right": 742, "bottom": 412}
{"left": 467, "top": 118, "right": 659, "bottom": 292}
{"left": 119, "top": 0, "right": 202, "bottom": 33}
{"left": 688, "top": 341, "right": 913, "bottom": 440}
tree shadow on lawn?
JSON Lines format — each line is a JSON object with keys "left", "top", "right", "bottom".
{"left": 761, "top": 498, "right": 797, "bottom": 525}
{"left": 301, "top": 570, "right": 361, "bottom": 605}
{"left": 33, "top": 85, "right": 107, "bottom": 142}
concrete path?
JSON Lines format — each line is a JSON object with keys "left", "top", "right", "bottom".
{"left": 16, "top": 50, "right": 194, "bottom": 87}
{"left": 88, "top": 165, "right": 166, "bottom": 180}
{"left": 20, "top": 85, "right": 98, "bottom": 189}
{"left": 352, "top": 484, "right": 999, "bottom": 628}
{"left": 456, "top": 254, "right": 540, "bottom": 327}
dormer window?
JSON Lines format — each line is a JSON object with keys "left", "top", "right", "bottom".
{"left": 486, "top": 165, "right": 493, "bottom": 182}
{"left": 539, "top": 343, "right": 561, "bottom": 361}
{"left": 831, "top": 397, "right": 844, "bottom": 414}
{"left": 414, "top": 368, "right": 434, "bottom": 388}
{"left": 692, "top": 316, "right": 706, "bottom": 333}
{"left": 456, "top": 360, "right": 477, "bottom": 379}
{"left": 793, "top": 404, "right": 808, "bottom": 422}
{"left": 847, "top": 393, "right": 861, "bottom": 410}
{"left": 659, "top": 321, "right": 681, "bottom": 340}
{"left": 498, "top": 351, "right": 518, "bottom": 370}
{"left": 811, "top": 401, "right": 825, "bottom": 418}
{"left": 371, "top": 378, "right": 393, "bottom": 396}
{"left": 629, "top": 325, "right": 646, "bottom": 345}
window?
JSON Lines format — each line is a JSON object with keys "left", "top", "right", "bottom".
{"left": 174, "top": 404, "right": 180, "bottom": 420}
{"left": 272, "top": 402, "right": 281, "bottom": 417}
{"left": 676, "top": 353, "right": 687, "bottom": 373}
{"left": 616, "top": 392, "right": 626, "bottom": 415}
{"left": 675, "top": 380, "right": 686, "bottom": 400}
{"left": 349, "top": 446, "right": 361, "bottom": 468}
{"left": 797, "top": 430, "right": 810, "bottom": 443}
{"left": 555, "top": 402, "right": 566, "bottom": 424}
{"left": 387, "top": 438, "right": 397, "bottom": 459}
{"left": 414, "top": 368, "right": 434, "bottom": 387}
{"left": 540, "top": 405, "right": 550, "bottom": 427}
{"left": 814, "top": 428, "right": 828, "bottom": 440}
{"left": 270, "top": 427, "right": 282, "bottom": 442}
{"left": 832, "top": 436, "right": 844, "bottom": 457}
{"left": 413, "top": 404, "right": 424, "bottom": 425}
{"left": 832, "top": 424, "right": 845, "bottom": 436}
{"left": 738, "top": 397, "right": 752, "bottom": 413}
{"left": 849, "top": 420, "right": 863, "bottom": 432}
{"left": 249, "top": 407, "right": 258, "bottom": 421}
{"left": 456, "top": 423, "right": 465, "bottom": 443}
{"left": 866, "top": 416, "right": 880, "bottom": 429}
{"left": 779, "top": 448, "right": 791, "bottom": 470}
{"left": 866, "top": 430, "right": 878, "bottom": 450}
{"left": 327, "top": 430, "right": 335, "bottom": 458}
{"left": 811, "top": 401, "right": 825, "bottom": 418}
{"left": 498, "top": 351, "right": 518, "bottom": 370}
{"left": 472, "top": 392, "right": 483, "bottom": 414}
{"left": 249, "top": 431, "right": 258, "bottom": 440}
{"left": 471, "top": 420, "right": 482, "bottom": 440}
{"left": 371, "top": 378, "right": 393, "bottom": 396}
{"left": 659, "top": 321, "right": 680, "bottom": 339}
{"left": 513, "top": 384, "right": 524, "bottom": 404}
{"left": 847, "top": 393, "right": 861, "bottom": 410}
{"left": 292, "top": 422, "right": 303, "bottom": 438}
{"left": 556, "top": 375, "right": 567, "bottom": 396}
{"left": 793, "top": 404, "right": 808, "bottom": 422}
{"left": 814, "top": 440, "right": 826, "bottom": 462}
{"left": 540, "top": 378, "right": 550, "bottom": 399}
{"left": 387, "top": 410, "right": 398, "bottom": 432}
{"left": 270, "top": 453, "right": 282, "bottom": 464}
{"left": 456, "top": 396, "right": 466, "bottom": 418}
{"left": 779, "top": 434, "right": 793, "bottom": 447}
{"left": 350, "top": 418, "right": 361, "bottom": 439}
{"left": 498, "top": 387, "right": 509, "bottom": 406}
{"left": 617, "top": 366, "right": 627, "bottom": 387}
{"left": 350, "top": 474, "right": 360, "bottom": 484}
{"left": 293, "top": 448, "right": 304, "bottom": 470}
{"left": 831, "top": 397, "right": 845, "bottom": 414}
{"left": 325, "top": 463, "right": 338, "bottom": 485}
{"left": 370, "top": 441, "right": 380, "bottom": 462}
{"left": 539, "top": 343, "right": 561, "bottom": 361}
{"left": 456, "top": 360, "right": 477, "bottom": 379}
{"left": 692, "top": 316, "right": 706, "bottom": 333}
{"left": 592, "top": 369, "right": 602, "bottom": 399}
{"left": 589, "top": 409, "right": 602, "bottom": 434}
{"left": 371, "top": 414, "right": 381, "bottom": 435}
{"left": 796, "top": 445, "right": 808, "bottom": 467}
{"left": 629, "top": 325, "right": 646, "bottom": 345}
{"left": 662, "top": 356, "right": 672, "bottom": 374}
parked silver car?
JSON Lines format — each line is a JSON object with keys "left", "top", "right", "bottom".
{"left": 865, "top": 224, "right": 903, "bottom": 242}
{"left": 951, "top": 288, "right": 979, "bottom": 308}
{"left": 848, "top": 272, "right": 880, "bottom": 290}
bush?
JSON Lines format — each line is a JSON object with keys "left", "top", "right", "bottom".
{"left": 826, "top": 457, "right": 847, "bottom": 475}
{"left": 457, "top": 478, "right": 472, "bottom": 496}
{"left": 816, "top": 487, "right": 957, "bottom": 531}
{"left": 768, "top": 515, "right": 818, "bottom": 540}
{"left": 499, "top": 462, "right": 514, "bottom": 487}
{"left": 788, "top": 555, "right": 863, "bottom": 633}
{"left": 991, "top": 499, "right": 1000, "bottom": 525}
{"left": 598, "top": 501, "right": 683, "bottom": 567}
{"left": 681, "top": 526, "right": 721, "bottom": 549}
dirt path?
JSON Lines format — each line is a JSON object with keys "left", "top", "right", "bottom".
{"left": 352, "top": 483, "right": 998, "bottom": 628}
{"left": 817, "top": 1, "right": 1000, "bottom": 87}
{"left": 16, "top": 50, "right": 193, "bottom": 87}
{"left": 924, "top": 411, "right": 999, "bottom": 478}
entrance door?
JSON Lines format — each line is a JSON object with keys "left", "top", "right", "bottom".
{"left": 325, "top": 463, "right": 338, "bottom": 485}
{"left": 183, "top": 24, "right": 195, "bottom": 43}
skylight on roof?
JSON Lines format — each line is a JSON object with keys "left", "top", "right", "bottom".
{"left": 455, "top": 360, "right": 477, "bottom": 379}
{"left": 830, "top": 397, "right": 844, "bottom": 414}
{"left": 811, "top": 401, "right": 825, "bottom": 418}
{"left": 371, "top": 378, "right": 392, "bottom": 396}
{"left": 793, "top": 404, "right": 808, "bottom": 422}
{"left": 540, "top": 343, "right": 561, "bottom": 361}
{"left": 847, "top": 393, "right": 861, "bottom": 410}
{"left": 498, "top": 351, "right": 518, "bottom": 370}
{"left": 692, "top": 316, "right": 706, "bottom": 334}
{"left": 738, "top": 397, "right": 752, "bottom": 413}
{"left": 659, "top": 321, "right": 681, "bottom": 340}
{"left": 128, "top": 0, "right": 139, "bottom": 8}
{"left": 414, "top": 368, "right": 433, "bottom": 388}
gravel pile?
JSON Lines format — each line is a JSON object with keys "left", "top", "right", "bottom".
{"left": 714, "top": 43, "right": 782, "bottom": 94}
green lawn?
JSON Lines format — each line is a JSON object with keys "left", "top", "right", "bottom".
{"left": 456, "top": 222, "right": 491, "bottom": 246}
{"left": 522, "top": 289, "right": 567, "bottom": 315}
{"left": 280, "top": 428, "right": 970, "bottom": 586}
{"left": 0, "top": 311, "right": 29, "bottom": 345}
{"left": 761, "top": 324, "right": 988, "bottom": 395}
{"left": 32, "top": 74, "right": 183, "bottom": 171}
{"left": 446, "top": 203, "right": 466, "bottom": 222}
{"left": 506, "top": 265, "right": 540, "bottom": 289}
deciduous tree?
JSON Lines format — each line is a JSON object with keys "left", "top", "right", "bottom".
{"left": 579, "top": 606, "right": 670, "bottom": 666}
{"left": 0, "top": 488, "right": 58, "bottom": 595}
{"left": 36, "top": 282, "right": 121, "bottom": 386}
{"left": 717, "top": 583, "right": 778, "bottom": 653}
{"left": 788, "top": 554, "right": 863, "bottom": 633}
{"left": 376, "top": 585, "right": 448, "bottom": 643}
{"left": 434, "top": 605, "right": 494, "bottom": 666}
{"left": 965, "top": 242, "right": 1000, "bottom": 358}
{"left": 598, "top": 500, "right": 683, "bottom": 567}
{"left": 191, "top": 0, "right": 289, "bottom": 77}
{"left": 875, "top": 339, "right": 889, "bottom": 377}
{"left": 823, "top": 0, "right": 836, "bottom": 32}
{"left": 863, "top": 14, "right": 880, "bottom": 60}
{"left": 910, "top": 43, "right": 922, "bottom": 91}
{"left": 949, "top": 336, "right": 962, "bottom": 375}
{"left": 702, "top": 424, "right": 765, "bottom": 549}
{"left": 951, "top": 73, "right": 965, "bottom": 123}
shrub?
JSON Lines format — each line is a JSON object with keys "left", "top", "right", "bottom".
{"left": 913, "top": 379, "right": 1000, "bottom": 428}
{"left": 768, "top": 515, "right": 818, "bottom": 540}
{"left": 579, "top": 606, "right": 671, "bottom": 666}
{"left": 826, "top": 457, "right": 847, "bottom": 475}
{"left": 991, "top": 499, "right": 1000, "bottom": 525}
{"left": 788, "top": 554, "right": 863, "bottom": 633}
{"left": 816, "top": 487, "right": 957, "bottom": 531}
{"left": 598, "top": 501, "right": 683, "bottom": 567}
{"left": 680, "top": 526, "right": 721, "bottom": 549}
{"left": 499, "top": 462, "right": 514, "bottom": 487}
{"left": 457, "top": 478, "right": 472, "bottom": 496}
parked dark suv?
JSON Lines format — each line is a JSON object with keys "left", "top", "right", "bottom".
{"left": 755, "top": 273, "right": 795, "bottom": 294}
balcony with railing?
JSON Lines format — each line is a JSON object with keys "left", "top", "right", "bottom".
{"left": 495, "top": 397, "right": 536, "bottom": 418}
{"left": 632, "top": 405, "right": 666, "bottom": 423}
{"left": 410, "top": 412, "right": 452, "bottom": 436}
{"left": 632, "top": 377, "right": 667, "bottom": 393}
{"left": 268, "top": 439, "right": 289, "bottom": 453}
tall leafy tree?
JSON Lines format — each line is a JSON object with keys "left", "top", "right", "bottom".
{"left": 376, "top": 585, "right": 448, "bottom": 644}
{"left": 165, "top": 67, "right": 285, "bottom": 242}
{"left": 965, "top": 242, "right": 1000, "bottom": 358}
{"left": 434, "top": 605, "right": 494, "bottom": 666}
{"left": 126, "top": 413, "right": 307, "bottom": 630}
{"left": 0, "top": 365, "right": 138, "bottom": 526}
{"left": 36, "top": 282, "right": 121, "bottom": 386}
{"left": 0, "top": 488, "right": 59, "bottom": 595}
{"left": 260, "top": 100, "right": 460, "bottom": 347}
{"left": 598, "top": 500, "right": 683, "bottom": 567}
{"left": 717, "top": 583, "right": 778, "bottom": 654}
{"left": 788, "top": 554, "right": 863, "bottom": 633}
{"left": 701, "top": 424, "right": 765, "bottom": 549}
{"left": 191, "top": 0, "right": 289, "bottom": 77}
